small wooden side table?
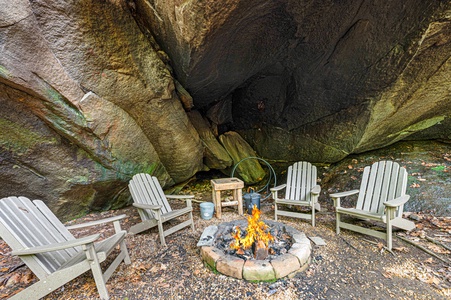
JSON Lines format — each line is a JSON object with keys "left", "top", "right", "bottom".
{"left": 211, "top": 178, "right": 244, "bottom": 219}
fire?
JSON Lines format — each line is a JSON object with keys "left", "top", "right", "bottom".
{"left": 230, "top": 205, "right": 274, "bottom": 251}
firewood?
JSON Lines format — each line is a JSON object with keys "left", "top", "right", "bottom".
{"left": 254, "top": 240, "right": 269, "bottom": 260}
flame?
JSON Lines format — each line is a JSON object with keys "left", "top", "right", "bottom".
{"left": 230, "top": 205, "right": 274, "bottom": 251}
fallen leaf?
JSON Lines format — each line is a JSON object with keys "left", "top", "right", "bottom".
{"left": 136, "top": 263, "right": 151, "bottom": 271}
{"left": 5, "top": 274, "right": 20, "bottom": 286}
{"left": 424, "top": 257, "right": 434, "bottom": 263}
{"left": 426, "top": 276, "right": 440, "bottom": 285}
{"left": 393, "top": 247, "right": 409, "bottom": 253}
{"left": 149, "top": 265, "right": 159, "bottom": 273}
{"left": 21, "top": 273, "right": 34, "bottom": 284}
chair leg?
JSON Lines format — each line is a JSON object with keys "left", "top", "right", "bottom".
{"left": 311, "top": 204, "right": 315, "bottom": 227}
{"left": 157, "top": 219, "right": 166, "bottom": 247}
{"left": 336, "top": 212, "right": 341, "bottom": 234}
{"left": 386, "top": 214, "right": 393, "bottom": 250}
{"left": 274, "top": 203, "right": 278, "bottom": 221}
{"left": 189, "top": 211, "right": 195, "bottom": 231}
{"left": 121, "top": 240, "right": 131, "bottom": 265}
{"left": 86, "top": 245, "right": 109, "bottom": 300}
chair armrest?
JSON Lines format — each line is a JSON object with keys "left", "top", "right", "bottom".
{"left": 133, "top": 203, "right": 162, "bottom": 210}
{"left": 66, "top": 214, "right": 127, "bottom": 230}
{"left": 271, "top": 184, "right": 287, "bottom": 200}
{"left": 270, "top": 184, "right": 287, "bottom": 192}
{"left": 330, "top": 189, "right": 359, "bottom": 208}
{"left": 166, "top": 194, "right": 195, "bottom": 200}
{"left": 11, "top": 234, "right": 100, "bottom": 256}
{"left": 311, "top": 185, "right": 321, "bottom": 195}
{"left": 384, "top": 195, "right": 410, "bottom": 208}
{"left": 329, "top": 190, "right": 359, "bottom": 198}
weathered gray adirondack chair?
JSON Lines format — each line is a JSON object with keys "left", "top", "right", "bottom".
{"left": 330, "top": 161, "right": 416, "bottom": 250}
{"left": 128, "top": 173, "right": 195, "bottom": 247}
{"left": 0, "top": 196, "right": 131, "bottom": 300}
{"left": 271, "top": 161, "right": 321, "bottom": 226}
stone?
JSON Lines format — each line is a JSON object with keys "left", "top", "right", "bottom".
{"left": 187, "top": 111, "right": 233, "bottom": 170}
{"left": 197, "top": 226, "right": 218, "bottom": 247}
{"left": 200, "top": 247, "right": 223, "bottom": 270}
{"left": 289, "top": 243, "right": 311, "bottom": 266}
{"left": 216, "top": 255, "right": 245, "bottom": 279}
{"left": 242, "top": 259, "right": 276, "bottom": 281}
{"left": 219, "top": 131, "right": 266, "bottom": 184}
{"left": 309, "top": 236, "right": 327, "bottom": 246}
{"left": 409, "top": 213, "right": 422, "bottom": 221}
{"left": 270, "top": 254, "right": 301, "bottom": 279}
{"left": 291, "top": 232, "right": 311, "bottom": 245}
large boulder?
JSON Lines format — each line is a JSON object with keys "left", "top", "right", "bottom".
{"left": 219, "top": 131, "right": 266, "bottom": 184}
{"left": 187, "top": 110, "right": 233, "bottom": 170}
{"left": 0, "top": 0, "right": 203, "bottom": 219}
{"left": 134, "top": 0, "right": 451, "bottom": 163}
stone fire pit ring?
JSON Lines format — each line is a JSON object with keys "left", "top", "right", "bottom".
{"left": 199, "top": 220, "right": 311, "bottom": 281}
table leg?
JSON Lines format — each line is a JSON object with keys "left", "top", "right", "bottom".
{"left": 236, "top": 188, "right": 243, "bottom": 215}
{"left": 215, "top": 190, "right": 222, "bottom": 219}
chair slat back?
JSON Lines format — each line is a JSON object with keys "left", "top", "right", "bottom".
{"left": 0, "top": 196, "right": 80, "bottom": 275}
{"left": 129, "top": 174, "right": 172, "bottom": 220}
{"left": 285, "top": 161, "right": 317, "bottom": 203}
{"left": 356, "top": 161, "right": 407, "bottom": 215}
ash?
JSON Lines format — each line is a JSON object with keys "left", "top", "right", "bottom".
{"left": 213, "top": 220, "right": 293, "bottom": 261}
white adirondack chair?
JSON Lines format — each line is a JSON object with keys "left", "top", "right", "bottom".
{"left": 271, "top": 161, "right": 321, "bottom": 226}
{"left": 128, "top": 173, "right": 195, "bottom": 247}
{"left": 330, "top": 161, "right": 416, "bottom": 250}
{"left": 0, "top": 196, "right": 131, "bottom": 300}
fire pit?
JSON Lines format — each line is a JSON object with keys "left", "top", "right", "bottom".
{"left": 198, "top": 207, "right": 311, "bottom": 281}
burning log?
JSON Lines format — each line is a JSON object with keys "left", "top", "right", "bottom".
{"left": 230, "top": 205, "right": 274, "bottom": 260}
{"left": 254, "top": 240, "right": 269, "bottom": 260}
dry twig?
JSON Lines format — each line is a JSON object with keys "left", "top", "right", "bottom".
{"left": 425, "top": 236, "right": 451, "bottom": 252}
{"left": 397, "top": 235, "right": 451, "bottom": 264}
{"left": 362, "top": 239, "right": 396, "bottom": 256}
{"left": 340, "top": 236, "right": 359, "bottom": 251}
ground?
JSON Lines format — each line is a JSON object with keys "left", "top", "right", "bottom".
{"left": 1, "top": 141, "right": 450, "bottom": 299}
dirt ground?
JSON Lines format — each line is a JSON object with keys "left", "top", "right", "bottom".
{"left": 1, "top": 141, "right": 450, "bottom": 299}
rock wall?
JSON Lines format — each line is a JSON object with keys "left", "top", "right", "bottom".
{"left": 135, "top": 0, "right": 451, "bottom": 163}
{"left": 0, "top": 0, "right": 203, "bottom": 219}
{"left": 1, "top": 0, "right": 450, "bottom": 218}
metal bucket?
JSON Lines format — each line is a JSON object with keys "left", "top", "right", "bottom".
{"left": 200, "top": 202, "right": 214, "bottom": 220}
{"left": 243, "top": 189, "right": 261, "bottom": 214}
